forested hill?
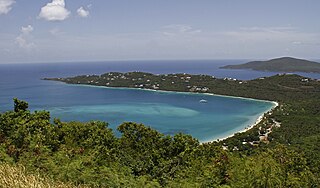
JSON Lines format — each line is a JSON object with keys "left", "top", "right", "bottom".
{"left": 220, "top": 57, "right": 320, "bottom": 73}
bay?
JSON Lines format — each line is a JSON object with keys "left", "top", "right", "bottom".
{"left": 0, "top": 60, "right": 317, "bottom": 142}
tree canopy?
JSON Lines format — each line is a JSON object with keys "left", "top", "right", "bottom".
{"left": 0, "top": 99, "right": 319, "bottom": 187}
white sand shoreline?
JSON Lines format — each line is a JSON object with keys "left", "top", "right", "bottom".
{"left": 203, "top": 101, "right": 279, "bottom": 143}
{"left": 64, "top": 82, "right": 279, "bottom": 143}
{"left": 69, "top": 83, "right": 276, "bottom": 104}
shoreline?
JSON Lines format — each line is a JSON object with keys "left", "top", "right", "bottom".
{"left": 59, "top": 82, "right": 279, "bottom": 143}
{"left": 204, "top": 101, "right": 279, "bottom": 143}
{"left": 66, "top": 82, "right": 277, "bottom": 104}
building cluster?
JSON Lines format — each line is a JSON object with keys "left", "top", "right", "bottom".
{"left": 189, "top": 86, "right": 209, "bottom": 92}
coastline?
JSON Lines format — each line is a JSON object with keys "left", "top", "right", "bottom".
{"left": 63, "top": 82, "right": 279, "bottom": 143}
{"left": 205, "top": 101, "right": 279, "bottom": 143}
{"left": 66, "top": 82, "right": 277, "bottom": 104}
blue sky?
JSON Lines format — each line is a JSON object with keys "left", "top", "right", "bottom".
{"left": 0, "top": 0, "right": 319, "bottom": 63}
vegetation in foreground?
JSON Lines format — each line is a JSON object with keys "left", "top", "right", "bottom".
{"left": 0, "top": 163, "right": 87, "bottom": 188}
{"left": 0, "top": 98, "right": 319, "bottom": 187}
{"left": 1, "top": 72, "right": 320, "bottom": 187}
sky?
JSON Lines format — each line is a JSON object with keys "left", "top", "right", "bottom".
{"left": 0, "top": 0, "right": 319, "bottom": 63}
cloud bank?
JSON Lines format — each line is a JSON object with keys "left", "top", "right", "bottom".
{"left": 0, "top": 0, "right": 15, "bottom": 15}
{"left": 39, "top": 0, "right": 70, "bottom": 21}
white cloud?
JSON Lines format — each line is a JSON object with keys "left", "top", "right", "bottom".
{"left": 39, "top": 0, "right": 70, "bottom": 21}
{"left": 21, "top": 25, "right": 33, "bottom": 34}
{"left": 15, "top": 25, "right": 36, "bottom": 49}
{"left": 0, "top": 0, "right": 15, "bottom": 15}
{"left": 77, "top": 6, "right": 89, "bottom": 18}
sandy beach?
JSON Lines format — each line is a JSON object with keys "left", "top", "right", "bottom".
{"left": 205, "top": 101, "right": 279, "bottom": 143}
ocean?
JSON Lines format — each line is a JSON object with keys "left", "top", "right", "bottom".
{"left": 0, "top": 60, "right": 319, "bottom": 142}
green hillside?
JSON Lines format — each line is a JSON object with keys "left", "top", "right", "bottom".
{"left": 220, "top": 57, "right": 320, "bottom": 73}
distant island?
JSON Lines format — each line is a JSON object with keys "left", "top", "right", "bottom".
{"left": 220, "top": 57, "right": 320, "bottom": 73}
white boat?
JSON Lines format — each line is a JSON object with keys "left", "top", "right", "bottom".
{"left": 199, "top": 99, "right": 207, "bottom": 103}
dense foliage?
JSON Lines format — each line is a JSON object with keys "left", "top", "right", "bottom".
{"left": 45, "top": 71, "right": 320, "bottom": 102}
{"left": 0, "top": 98, "right": 319, "bottom": 187}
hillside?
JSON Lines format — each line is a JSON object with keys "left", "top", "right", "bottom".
{"left": 220, "top": 57, "right": 320, "bottom": 73}
{"left": 0, "top": 164, "right": 86, "bottom": 188}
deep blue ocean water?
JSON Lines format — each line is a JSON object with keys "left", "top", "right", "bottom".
{"left": 0, "top": 60, "right": 319, "bottom": 142}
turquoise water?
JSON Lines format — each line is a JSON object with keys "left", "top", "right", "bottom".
{"left": 43, "top": 85, "right": 275, "bottom": 142}
{"left": 0, "top": 60, "right": 282, "bottom": 142}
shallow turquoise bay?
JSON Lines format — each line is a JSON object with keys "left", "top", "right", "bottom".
{"left": 46, "top": 85, "right": 275, "bottom": 142}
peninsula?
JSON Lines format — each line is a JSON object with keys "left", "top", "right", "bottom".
{"left": 44, "top": 71, "right": 320, "bottom": 102}
{"left": 220, "top": 57, "right": 320, "bottom": 73}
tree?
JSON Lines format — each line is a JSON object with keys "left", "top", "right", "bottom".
{"left": 13, "top": 98, "right": 28, "bottom": 112}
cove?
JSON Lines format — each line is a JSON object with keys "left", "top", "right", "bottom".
{"left": 45, "top": 84, "right": 276, "bottom": 142}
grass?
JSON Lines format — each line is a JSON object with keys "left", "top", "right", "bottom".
{"left": 0, "top": 163, "right": 87, "bottom": 188}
